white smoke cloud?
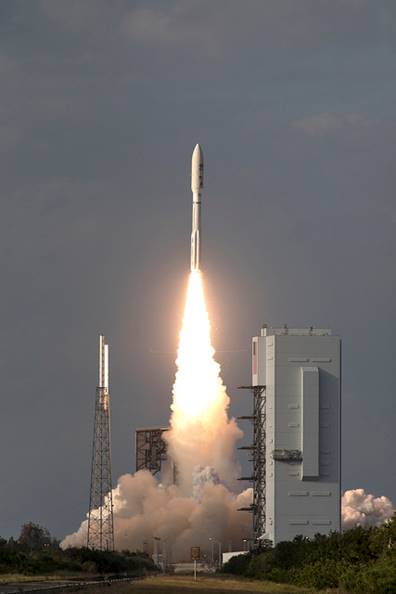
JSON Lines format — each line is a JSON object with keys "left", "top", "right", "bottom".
{"left": 192, "top": 466, "right": 220, "bottom": 501}
{"left": 61, "top": 470, "right": 252, "bottom": 558}
{"left": 342, "top": 488, "right": 394, "bottom": 530}
{"left": 165, "top": 403, "right": 243, "bottom": 495}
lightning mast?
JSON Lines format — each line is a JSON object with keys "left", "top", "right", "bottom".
{"left": 87, "top": 335, "right": 114, "bottom": 550}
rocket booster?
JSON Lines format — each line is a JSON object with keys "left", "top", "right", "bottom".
{"left": 191, "top": 144, "right": 204, "bottom": 271}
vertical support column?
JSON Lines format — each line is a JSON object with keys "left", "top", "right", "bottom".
{"left": 98, "top": 334, "right": 104, "bottom": 388}
{"left": 104, "top": 344, "right": 109, "bottom": 390}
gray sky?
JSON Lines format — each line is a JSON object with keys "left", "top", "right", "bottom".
{"left": 0, "top": 0, "right": 395, "bottom": 539}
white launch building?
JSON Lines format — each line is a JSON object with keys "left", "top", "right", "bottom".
{"left": 252, "top": 326, "right": 341, "bottom": 544}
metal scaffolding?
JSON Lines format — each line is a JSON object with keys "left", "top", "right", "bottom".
{"left": 135, "top": 427, "right": 169, "bottom": 476}
{"left": 87, "top": 335, "right": 114, "bottom": 551}
{"left": 238, "top": 385, "right": 266, "bottom": 543}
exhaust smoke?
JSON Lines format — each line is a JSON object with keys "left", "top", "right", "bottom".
{"left": 62, "top": 270, "right": 251, "bottom": 555}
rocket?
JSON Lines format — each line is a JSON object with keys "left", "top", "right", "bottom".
{"left": 190, "top": 144, "right": 204, "bottom": 271}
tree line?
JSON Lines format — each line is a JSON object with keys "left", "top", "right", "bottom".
{"left": 223, "top": 515, "right": 396, "bottom": 593}
{"left": 0, "top": 522, "right": 156, "bottom": 576}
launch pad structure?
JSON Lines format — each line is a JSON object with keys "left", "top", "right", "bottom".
{"left": 87, "top": 335, "right": 115, "bottom": 551}
{"left": 135, "top": 427, "right": 169, "bottom": 476}
{"left": 238, "top": 385, "right": 267, "bottom": 544}
{"left": 247, "top": 325, "right": 341, "bottom": 546}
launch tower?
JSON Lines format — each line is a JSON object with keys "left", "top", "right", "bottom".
{"left": 241, "top": 326, "right": 341, "bottom": 546}
{"left": 87, "top": 335, "right": 114, "bottom": 550}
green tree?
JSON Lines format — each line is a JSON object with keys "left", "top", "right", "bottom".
{"left": 18, "top": 522, "right": 51, "bottom": 551}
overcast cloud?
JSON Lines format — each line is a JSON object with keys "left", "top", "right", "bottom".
{"left": 0, "top": 0, "right": 395, "bottom": 538}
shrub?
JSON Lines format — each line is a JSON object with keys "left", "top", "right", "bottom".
{"left": 341, "top": 552, "right": 396, "bottom": 594}
{"left": 220, "top": 553, "right": 250, "bottom": 575}
{"left": 222, "top": 516, "right": 396, "bottom": 590}
{"left": 291, "top": 559, "right": 348, "bottom": 589}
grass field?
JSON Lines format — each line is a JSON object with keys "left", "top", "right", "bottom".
{"left": 0, "top": 574, "right": 341, "bottom": 593}
{"left": 82, "top": 575, "right": 339, "bottom": 594}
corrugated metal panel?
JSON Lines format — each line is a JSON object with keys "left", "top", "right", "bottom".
{"left": 301, "top": 366, "right": 319, "bottom": 479}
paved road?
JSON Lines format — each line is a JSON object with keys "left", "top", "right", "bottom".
{"left": 0, "top": 581, "right": 73, "bottom": 594}
{"left": 0, "top": 576, "right": 139, "bottom": 594}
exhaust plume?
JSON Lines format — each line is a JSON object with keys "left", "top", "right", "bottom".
{"left": 62, "top": 271, "right": 250, "bottom": 554}
{"left": 164, "top": 270, "right": 243, "bottom": 492}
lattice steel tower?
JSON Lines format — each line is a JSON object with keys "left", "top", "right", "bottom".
{"left": 87, "top": 335, "right": 114, "bottom": 550}
{"left": 238, "top": 385, "right": 266, "bottom": 544}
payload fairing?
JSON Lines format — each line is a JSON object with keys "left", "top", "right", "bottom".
{"left": 190, "top": 144, "right": 204, "bottom": 271}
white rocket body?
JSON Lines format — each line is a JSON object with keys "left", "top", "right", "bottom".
{"left": 190, "top": 144, "right": 204, "bottom": 271}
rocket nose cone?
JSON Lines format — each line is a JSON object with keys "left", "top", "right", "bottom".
{"left": 192, "top": 143, "right": 203, "bottom": 164}
{"left": 191, "top": 143, "right": 204, "bottom": 192}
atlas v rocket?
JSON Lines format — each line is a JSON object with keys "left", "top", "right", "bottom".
{"left": 190, "top": 144, "right": 204, "bottom": 271}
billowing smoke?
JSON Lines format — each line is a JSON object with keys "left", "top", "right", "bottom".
{"left": 192, "top": 466, "right": 220, "bottom": 501}
{"left": 342, "top": 489, "right": 394, "bottom": 530}
{"left": 62, "top": 271, "right": 250, "bottom": 554}
{"left": 61, "top": 471, "right": 252, "bottom": 557}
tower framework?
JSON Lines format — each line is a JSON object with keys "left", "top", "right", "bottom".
{"left": 238, "top": 385, "right": 266, "bottom": 543}
{"left": 87, "top": 335, "right": 114, "bottom": 551}
{"left": 135, "top": 427, "right": 169, "bottom": 475}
